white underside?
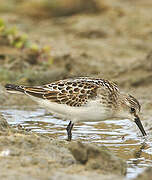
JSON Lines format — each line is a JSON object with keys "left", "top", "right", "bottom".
{"left": 29, "top": 95, "right": 113, "bottom": 123}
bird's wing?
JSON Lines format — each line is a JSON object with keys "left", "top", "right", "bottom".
{"left": 23, "top": 79, "right": 97, "bottom": 107}
{"left": 23, "top": 77, "right": 119, "bottom": 107}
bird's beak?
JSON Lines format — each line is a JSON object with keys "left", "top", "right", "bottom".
{"left": 134, "top": 116, "right": 147, "bottom": 136}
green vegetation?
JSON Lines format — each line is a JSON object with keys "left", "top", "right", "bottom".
{"left": 0, "top": 18, "right": 53, "bottom": 84}
{"left": 0, "top": 19, "right": 28, "bottom": 48}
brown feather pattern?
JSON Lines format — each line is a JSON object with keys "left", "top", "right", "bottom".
{"left": 23, "top": 77, "right": 119, "bottom": 107}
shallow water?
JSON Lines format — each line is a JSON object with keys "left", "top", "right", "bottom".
{"left": 1, "top": 107, "right": 152, "bottom": 179}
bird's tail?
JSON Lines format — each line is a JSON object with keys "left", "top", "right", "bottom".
{"left": 5, "top": 84, "right": 25, "bottom": 94}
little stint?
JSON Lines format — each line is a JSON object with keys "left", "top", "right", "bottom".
{"left": 5, "top": 77, "right": 147, "bottom": 141}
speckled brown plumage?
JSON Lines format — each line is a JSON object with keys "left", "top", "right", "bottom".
{"left": 21, "top": 77, "right": 119, "bottom": 107}
{"left": 5, "top": 77, "right": 147, "bottom": 139}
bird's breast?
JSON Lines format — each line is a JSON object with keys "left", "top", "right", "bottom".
{"left": 34, "top": 97, "right": 113, "bottom": 123}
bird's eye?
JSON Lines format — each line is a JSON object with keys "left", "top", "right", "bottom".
{"left": 130, "top": 107, "right": 135, "bottom": 113}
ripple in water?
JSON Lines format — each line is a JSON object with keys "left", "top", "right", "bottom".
{"left": 1, "top": 108, "right": 152, "bottom": 179}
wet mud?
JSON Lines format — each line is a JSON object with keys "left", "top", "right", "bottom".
{"left": 0, "top": 114, "right": 126, "bottom": 180}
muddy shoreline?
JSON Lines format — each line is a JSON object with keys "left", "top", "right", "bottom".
{"left": 0, "top": 110, "right": 151, "bottom": 180}
{"left": 0, "top": 0, "right": 152, "bottom": 179}
{"left": 0, "top": 113, "right": 126, "bottom": 180}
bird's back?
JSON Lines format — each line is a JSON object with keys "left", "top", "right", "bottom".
{"left": 22, "top": 77, "right": 119, "bottom": 107}
{"left": 5, "top": 77, "right": 120, "bottom": 122}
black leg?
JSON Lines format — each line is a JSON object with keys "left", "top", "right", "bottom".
{"left": 66, "top": 121, "right": 74, "bottom": 141}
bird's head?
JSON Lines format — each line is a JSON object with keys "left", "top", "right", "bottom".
{"left": 116, "top": 93, "right": 147, "bottom": 136}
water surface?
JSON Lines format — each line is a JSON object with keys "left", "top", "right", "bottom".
{"left": 1, "top": 107, "right": 152, "bottom": 179}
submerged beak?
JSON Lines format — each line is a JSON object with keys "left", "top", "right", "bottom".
{"left": 134, "top": 116, "right": 147, "bottom": 136}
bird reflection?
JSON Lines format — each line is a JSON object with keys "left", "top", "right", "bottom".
{"left": 133, "top": 141, "right": 147, "bottom": 165}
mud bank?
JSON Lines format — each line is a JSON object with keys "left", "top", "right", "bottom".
{"left": 0, "top": 113, "right": 152, "bottom": 180}
{"left": 0, "top": 114, "right": 126, "bottom": 180}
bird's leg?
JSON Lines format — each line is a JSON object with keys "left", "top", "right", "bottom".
{"left": 66, "top": 121, "right": 74, "bottom": 141}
